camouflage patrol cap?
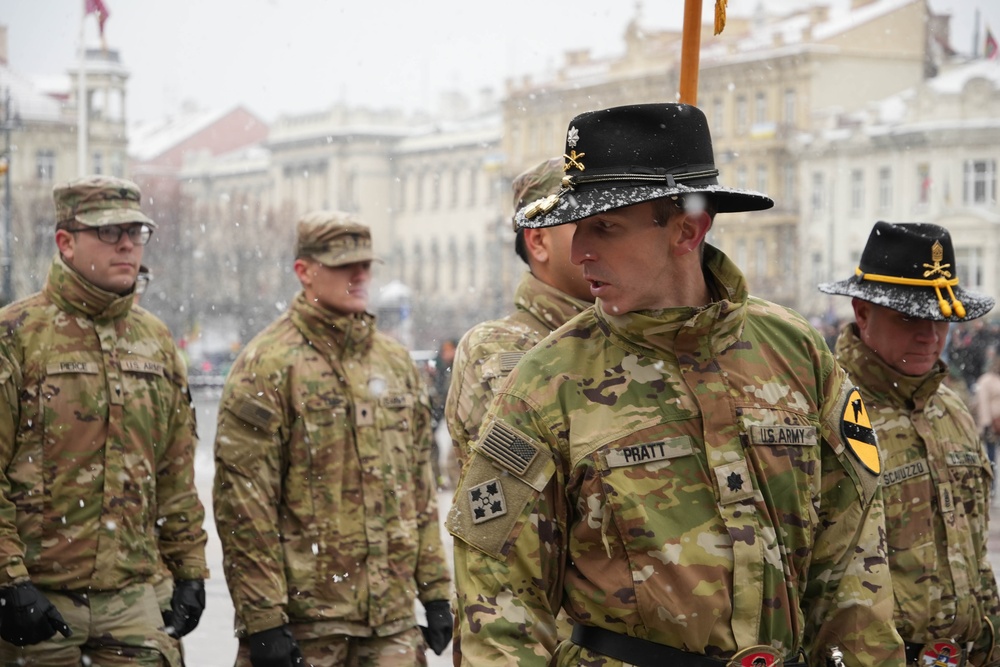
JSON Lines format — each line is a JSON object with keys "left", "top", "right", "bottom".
{"left": 510, "top": 158, "right": 565, "bottom": 231}
{"left": 295, "top": 211, "right": 378, "bottom": 267}
{"left": 53, "top": 175, "right": 157, "bottom": 228}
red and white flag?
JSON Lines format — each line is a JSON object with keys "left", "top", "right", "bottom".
{"left": 85, "top": 0, "right": 110, "bottom": 40}
{"left": 987, "top": 26, "right": 998, "bottom": 61}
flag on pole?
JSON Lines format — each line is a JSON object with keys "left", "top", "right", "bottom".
{"left": 987, "top": 26, "right": 999, "bottom": 60}
{"left": 85, "top": 0, "right": 109, "bottom": 41}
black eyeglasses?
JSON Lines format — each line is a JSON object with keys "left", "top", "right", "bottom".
{"left": 68, "top": 224, "right": 154, "bottom": 246}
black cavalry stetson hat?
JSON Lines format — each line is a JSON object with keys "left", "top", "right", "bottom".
{"left": 515, "top": 103, "right": 774, "bottom": 229}
{"left": 818, "top": 221, "right": 994, "bottom": 322}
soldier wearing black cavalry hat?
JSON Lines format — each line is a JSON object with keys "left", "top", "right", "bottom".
{"left": 820, "top": 221, "right": 1000, "bottom": 666}
{"left": 448, "top": 103, "right": 904, "bottom": 667}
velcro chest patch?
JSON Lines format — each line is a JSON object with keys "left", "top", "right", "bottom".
{"left": 227, "top": 395, "right": 280, "bottom": 433}
{"left": 121, "top": 358, "right": 165, "bottom": 377}
{"left": 605, "top": 437, "right": 694, "bottom": 468}
{"left": 46, "top": 361, "right": 99, "bottom": 375}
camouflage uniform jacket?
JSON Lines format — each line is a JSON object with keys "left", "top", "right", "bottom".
{"left": 835, "top": 323, "right": 1000, "bottom": 662}
{"left": 449, "top": 246, "right": 904, "bottom": 667}
{"left": 213, "top": 293, "right": 451, "bottom": 638}
{"left": 0, "top": 255, "right": 208, "bottom": 591}
{"left": 446, "top": 271, "right": 590, "bottom": 465}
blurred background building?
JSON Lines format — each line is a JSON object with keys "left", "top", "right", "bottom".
{"left": 0, "top": 0, "right": 998, "bottom": 358}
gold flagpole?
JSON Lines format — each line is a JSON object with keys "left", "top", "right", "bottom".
{"left": 679, "top": 0, "right": 728, "bottom": 105}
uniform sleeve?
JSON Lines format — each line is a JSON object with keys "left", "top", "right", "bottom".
{"left": 0, "top": 347, "right": 29, "bottom": 584}
{"left": 212, "top": 360, "right": 289, "bottom": 636}
{"left": 450, "top": 391, "right": 564, "bottom": 666}
{"left": 803, "top": 365, "right": 904, "bottom": 667}
{"left": 971, "top": 428, "right": 1000, "bottom": 665}
{"left": 156, "top": 344, "right": 209, "bottom": 582}
{"left": 445, "top": 332, "right": 480, "bottom": 469}
{"left": 410, "top": 363, "right": 452, "bottom": 604}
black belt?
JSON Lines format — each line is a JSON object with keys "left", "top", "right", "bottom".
{"left": 571, "top": 624, "right": 807, "bottom": 667}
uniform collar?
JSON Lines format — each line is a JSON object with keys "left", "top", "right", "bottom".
{"left": 594, "top": 245, "right": 748, "bottom": 359}
{"left": 289, "top": 291, "right": 375, "bottom": 359}
{"left": 43, "top": 254, "right": 134, "bottom": 322}
{"left": 513, "top": 271, "right": 591, "bottom": 333}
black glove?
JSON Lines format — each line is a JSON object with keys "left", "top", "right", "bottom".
{"left": 247, "top": 625, "right": 304, "bottom": 667}
{"left": 0, "top": 581, "right": 72, "bottom": 647}
{"left": 162, "top": 579, "right": 205, "bottom": 638}
{"left": 420, "top": 599, "right": 453, "bottom": 656}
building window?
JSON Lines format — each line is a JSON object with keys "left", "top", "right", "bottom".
{"left": 735, "top": 237, "right": 747, "bottom": 269}
{"left": 850, "top": 169, "right": 864, "bottom": 214}
{"left": 110, "top": 152, "right": 124, "bottom": 178}
{"left": 955, "top": 247, "right": 984, "bottom": 289}
{"left": 467, "top": 168, "right": 477, "bottom": 207}
{"left": 783, "top": 89, "right": 796, "bottom": 127}
{"left": 811, "top": 171, "right": 825, "bottom": 213}
{"left": 917, "top": 163, "right": 931, "bottom": 206}
{"left": 755, "top": 164, "right": 768, "bottom": 193}
{"left": 430, "top": 239, "right": 440, "bottom": 292}
{"left": 712, "top": 97, "right": 724, "bottom": 136}
{"left": 754, "top": 92, "right": 767, "bottom": 124}
{"left": 754, "top": 238, "right": 766, "bottom": 280}
{"left": 449, "top": 238, "right": 459, "bottom": 290}
{"left": 735, "top": 165, "right": 747, "bottom": 190}
{"left": 878, "top": 167, "right": 893, "bottom": 210}
{"left": 36, "top": 150, "right": 56, "bottom": 183}
{"left": 397, "top": 175, "right": 407, "bottom": 211}
{"left": 736, "top": 95, "right": 748, "bottom": 134}
{"left": 451, "top": 168, "right": 460, "bottom": 207}
{"left": 92, "top": 151, "right": 103, "bottom": 175}
{"left": 963, "top": 159, "right": 996, "bottom": 205}
{"left": 466, "top": 236, "right": 477, "bottom": 289}
{"left": 415, "top": 173, "right": 424, "bottom": 211}
{"left": 782, "top": 163, "right": 796, "bottom": 207}
{"left": 431, "top": 172, "right": 441, "bottom": 210}
{"left": 412, "top": 241, "right": 424, "bottom": 292}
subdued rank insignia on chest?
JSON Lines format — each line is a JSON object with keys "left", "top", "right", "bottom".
{"left": 468, "top": 478, "right": 507, "bottom": 524}
{"left": 714, "top": 459, "right": 754, "bottom": 505}
{"left": 498, "top": 351, "right": 524, "bottom": 374}
{"left": 479, "top": 421, "right": 539, "bottom": 476}
{"left": 841, "top": 387, "right": 880, "bottom": 474}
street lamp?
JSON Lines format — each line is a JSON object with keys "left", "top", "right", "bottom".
{"left": 1, "top": 88, "right": 21, "bottom": 306}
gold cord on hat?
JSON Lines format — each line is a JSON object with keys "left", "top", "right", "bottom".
{"left": 855, "top": 268, "right": 966, "bottom": 318}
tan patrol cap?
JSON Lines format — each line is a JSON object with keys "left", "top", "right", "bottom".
{"left": 295, "top": 211, "right": 378, "bottom": 267}
{"left": 510, "top": 157, "right": 564, "bottom": 232}
{"left": 53, "top": 175, "right": 157, "bottom": 228}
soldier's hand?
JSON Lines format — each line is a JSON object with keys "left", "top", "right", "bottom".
{"left": 247, "top": 625, "right": 304, "bottom": 667}
{"left": 420, "top": 599, "right": 453, "bottom": 656}
{"left": 0, "top": 581, "right": 73, "bottom": 646}
{"left": 162, "top": 579, "right": 205, "bottom": 638}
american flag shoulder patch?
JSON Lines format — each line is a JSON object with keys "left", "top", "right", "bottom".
{"left": 479, "top": 421, "right": 539, "bottom": 476}
{"left": 229, "top": 395, "right": 278, "bottom": 433}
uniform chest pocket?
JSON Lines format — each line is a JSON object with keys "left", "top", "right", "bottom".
{"left": 739, "top": 407, "right": 819, "bottom": 476}
{"left": 378, "top": 392, "right": 415, "bottom": 432}
{"left": 41, "top": 358, "right": 104, "bottom": 440}
{"left": 598, "top": 433, "right": 710, "bottom": 556}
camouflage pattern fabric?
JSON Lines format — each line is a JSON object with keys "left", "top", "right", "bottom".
{"left": 0, "top": 582, "right": 183, "bottom": 666}
{"left": 448, "top": 245, "right": 904, "bottom": 667}
{"left": 446, "top": 271, "right": 590, "bottom": 466}
{"left": 235, "top": 626, "right": 424, "bottom": 667}
{"left": 835, "top": 323, "right": 1000, "bottom": 665}
{"left": 213, "top": 292, "right": 451, "bottom": 639}
{"left": 0, "top": 254, "right": 208, "bottom": 592}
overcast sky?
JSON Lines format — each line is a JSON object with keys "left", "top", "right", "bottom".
{"left": 1, "top": 0, "right": 997, "bottom": 126}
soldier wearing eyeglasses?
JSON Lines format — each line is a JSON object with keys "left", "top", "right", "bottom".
{"left": 0, "top": 175, "right": 208, "bottom": 665}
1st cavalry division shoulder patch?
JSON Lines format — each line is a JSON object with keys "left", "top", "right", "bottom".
{"left": 841, "top": 387, "right": 880, "bottom": 475}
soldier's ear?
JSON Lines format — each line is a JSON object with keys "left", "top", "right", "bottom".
{"left": 292, "top": 258, "right": 314, "bottom": 287}
{"left": 671, "top": 210, "right": 711, "bottom": 257}
{"left": 522, "top": 228, "right": 550, "bottom": 264}
{"left": 55, "top": 229, "right": 76, "bottom": 259}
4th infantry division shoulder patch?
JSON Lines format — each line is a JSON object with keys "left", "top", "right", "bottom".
{"left": 841, "top": 387, "right": 880, "bottom": 475}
